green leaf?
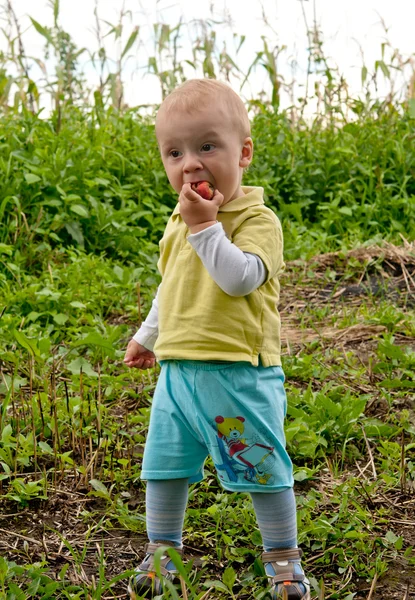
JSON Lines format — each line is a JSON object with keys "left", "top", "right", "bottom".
{"left": 26, "top": 577, "right": 41, "bottom": 595}
{"left": 53, "top": 0, "right": 60, "bottom": 24}
{"left": 158, "top": 24, "right": 170, "bottom": 50}
{"left": 378, "top": 341, "right": 406, "bottom": 360}
{"left": 0, "top": 462, "right": 11, "bottom": 475}
{"left": 344, "top": 530, "right": 365, "bottom": 539}
{"left": 294, "top": 469, "right": 311, "bottom": 482}
{"left": 13, "top": 329, "right": 40, "bottom": 357}
{"left": 72, "top": 332, "right": 114, "bottom": 352}
{"left": 24, "top": 172, "right": 41, "bottom": 184}
{"left": 236, "top": 34, "right": 246, "bottom": 54}
{"left": 1, "top": 424, "right": 13, "bottom": 443}
{"left": 395, "top": 537, "right": 403, "bottom": 550}
{"left": 30, "top": 18, "right": 53, "bottom": 44}
{"left": 70, "top": 204, "right": 89, "bottom": 218}
{"left": 70, "top": 301, "right": 87, "bottom": 308}
{"left": 59, "top": 563, "right": 69, "bottom": 580}
{"left": 378, "top": 60, "right": 390, "bottom": 79}
{"left": 148, "top": 56, "right": 158, "bottom": 74}
{"left": 113, "top": 265, "right": 124, "bottom": 281}
{"left": 409, "top": 99, "right": 415, "bottom": 119}
{"left": 250, "top": 529, "right": 263, "bottom": 546}
{"left": 94, "top": 177, "right": 110, "bottom": 186}
{"left": 223, "top": 566, "right": 236, "bottom": 590}
{"left": 38, "top": 441, "right": 54, "bottom": 454}
{"left": 203, "top": 580, "right": 229, "bottom": 592}
{"left": 56, "top": 184, "right": 66, "bottom": 197}
{"left": 121, "top": 27, "right": 139, "bottom": 59}
{"left": 385, "top": 531, "right": 399, "bottom": 544}
{"left": 0, "top": 555, "right": 9, "bottom": 579}
{"left": 363, "top": 419, "right": 398, "bottom": 437}
{"left": 53, "top": 313, "right": 69, "bottom": 325}
{"left": 7, "top": 583, "right": 26, "bottom": 599}
{"left": 379, "top": 378, "right": 415, "bottom": 389}
{"left": 89, "top": 479, "right": 110, "bottom": 496}
{"left": 0, "top": 243, "right": 13, "bottom": 255}
{"left": 67, "top": 357, "right": 97, "bottom": 377}
{"left": 64, "top": 222, "right": 84, "bottom": 247}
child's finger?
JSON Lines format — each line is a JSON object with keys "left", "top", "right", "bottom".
{"left": 124, "top": 357, "right": 144, "bottom": 368}
{"left": 211, "top": 189, "right": 224, "bottom": 207}
{"left": 123, "top": 354, "right": 136, "bottom": 362}
{"left": 125, "top": 357, "right": 156, "bottom": 370}
{"left": 124, "top": 348, "right": 140, "bottom": 361}
{"left": 124, "top": 361, "right": 136, "bottom": 368}
{"left": 181, "top": 183, "right": 201, "bottom": 202}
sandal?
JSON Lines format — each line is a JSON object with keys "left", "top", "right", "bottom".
{"left": 128, "top": 541, "right": 182, "bottom": 599}
{"left": 261, "top": 548, "right": 311, "bottom": 600}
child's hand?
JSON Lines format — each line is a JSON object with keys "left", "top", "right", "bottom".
{"left": 124, "top": 339, "right": 156, "bottom": 369}
{"left": 179, "top": 183, "right": 224, "bottom": 232}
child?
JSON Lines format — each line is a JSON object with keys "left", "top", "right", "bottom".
{"left": 124, "top": 79, "right": 310, "bottom": 600}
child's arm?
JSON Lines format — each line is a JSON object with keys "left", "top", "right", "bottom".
{"left": 178, "top": 184, "right": 277, "bottom": 296}
{"left": 124, "top": 286, "right": 160, "bottom": 369}
{"left": 132, "top": 286, "right": 160, "bottom": 350}
{"left": 188, "top": 224, "right": 266, "bottom": 296}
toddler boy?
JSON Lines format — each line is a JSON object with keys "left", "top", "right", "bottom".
{"left": 124, "top": 79, "right": 310, "bottom": 600}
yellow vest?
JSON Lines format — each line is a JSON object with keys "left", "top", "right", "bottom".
{"left": 154, "top": 187, "right": 285, "bottom": 366}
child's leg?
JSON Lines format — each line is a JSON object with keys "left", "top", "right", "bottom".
{"left": 250, "top": 488, "right": 297, "bottom": 550}
{"left": 146, "top": 478, "right": 188, "bottom": 547}
{"left": 129, "top": 478, "right": 189, "bottom": 598}
{"left": 250, "top": 488, "right": 309, "bottom": 599}
{"left": 130, "top": 361, "right": 208, "bottom": 598}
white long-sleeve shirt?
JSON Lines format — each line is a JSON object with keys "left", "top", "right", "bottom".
{"left": 132, "top": 222, "right": 266, "bottom": 350}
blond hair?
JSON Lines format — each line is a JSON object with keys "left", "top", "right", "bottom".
{"left": 156, "top": 79, "right": 251, "bottom": 140}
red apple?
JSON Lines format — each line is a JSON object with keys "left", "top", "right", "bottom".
{"left": 191, "top": 181, "right": 214, "bottom": 200}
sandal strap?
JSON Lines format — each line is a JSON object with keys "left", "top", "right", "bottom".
{"left": 139, "top": 541, "right": 183, "bottom": 575}
{"left": 262, "top": 547, "right": 303, "bottom": 563}
{"left": 267, "top": 561, "right": 306, "bottom": 583}
{"left": 262, "top": 548, "right": 306, "bottom": 585}
{"left": 144, "top": 542, "right": 183, "bottom": 556}
{"left": 277, "top": 581, "right": 311, "bottom": 598}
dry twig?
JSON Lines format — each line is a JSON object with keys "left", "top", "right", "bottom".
{"left": 367, "top": 572, "right": 378, "bottom": 600}
{"left": 361, "top": 425, "right": 378, "bottom": 480}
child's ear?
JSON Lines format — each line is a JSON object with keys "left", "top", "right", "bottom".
{"left": 239, "top": 137, "right": 253, "bottom": 168}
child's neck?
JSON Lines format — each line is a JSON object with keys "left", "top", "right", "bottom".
{"left": 223, "top": 185, "right": 245, "bottom": 206}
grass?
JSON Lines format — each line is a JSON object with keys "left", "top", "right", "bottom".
{"left": 1, "top": 243, "right": 414, "bottom": 599}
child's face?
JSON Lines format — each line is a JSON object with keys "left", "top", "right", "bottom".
{"left": 156, "top": 102, "right": 253, "bottom": 204}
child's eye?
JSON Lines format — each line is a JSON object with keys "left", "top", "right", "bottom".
{"left": 201, "top": 143, "right": 215, "bottom": 152}
{"left": 169, "top": 150, "right": 181, "bottom": 158}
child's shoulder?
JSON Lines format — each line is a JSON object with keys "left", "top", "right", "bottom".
{"left": 240, "top": 202, "right": 282, "bottom": 230}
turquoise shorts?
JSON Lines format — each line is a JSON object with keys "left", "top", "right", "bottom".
{"left": 141, "top": 360, "right": 294, "bottom": 493}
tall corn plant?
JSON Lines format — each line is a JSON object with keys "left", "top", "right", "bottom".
{"left": 1, "top": 0, "right": 39, "bottom": 111}
{"left": 0, "top": 0, "right": 142, "bottom": 114}
{"left": 28, "top": 0, "right": 87, "bottom": 120}
{"left": 92, "top": 0, "right": 139, "bottom": 110}
{"left": 148, "top": 14, "right": 246, "bottom": 100}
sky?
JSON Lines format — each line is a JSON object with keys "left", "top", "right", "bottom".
{"left": 2, "top": 0, "right": 415, "bottom": 110}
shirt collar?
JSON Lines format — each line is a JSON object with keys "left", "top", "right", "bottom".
{"left": 171, "top": 186, "right": 264, "bottom": 218}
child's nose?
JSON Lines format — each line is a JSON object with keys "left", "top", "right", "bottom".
{"left": 183, "top": 153, "right": 203, "bottom": 173}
